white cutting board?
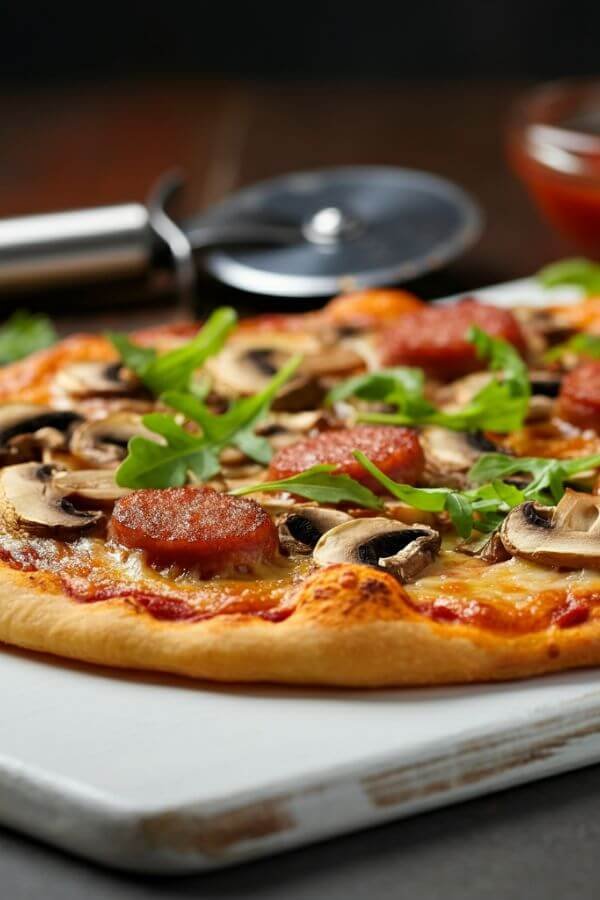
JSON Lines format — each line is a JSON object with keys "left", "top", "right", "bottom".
{"left": 1, "top": 277, "right": 598, "bottom": 875}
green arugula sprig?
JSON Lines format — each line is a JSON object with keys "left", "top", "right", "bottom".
{"left": 544, "top": 333, "right": 600, "bottom": 364}
{"left": 327, "top": 327, "right": 530, "bottom": 433}
{"left": 161, "top": 354, "right": 303, "bottom": 466}
{"left": 115, "top": 355, "right": 302, "bottom": 489}
{"left": 107, "top": 306, "right": 236, "bottom": 396}
{"left": 538, "top": 258, "right": 600, "bottom": 296}
{"left": 353, "top": 451, "right": 525, "bottom": 537}
{"left": 233, "top": 451, "right": 524, "bottom": 538}
{"left": 0, "top": 310, "right": 57, "bottom": 364}
{"left": 230, "top": 448, "right": 600, "bottom": 539}
{"left": 468, "top": 452, "right": 600, "bottom": 503}
{"left": 232, "top": 464, "right": 384, "bottom": 510}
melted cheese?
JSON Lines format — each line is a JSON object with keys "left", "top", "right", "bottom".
{"left": 407, "top": 546, "right": 600, "bottom": 608}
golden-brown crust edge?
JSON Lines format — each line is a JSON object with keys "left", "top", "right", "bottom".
{"left": 1, "top": 562, "right": 600, "bottom": 687}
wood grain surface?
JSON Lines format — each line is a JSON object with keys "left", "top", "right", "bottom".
{"left": 0, "top": 79, "right": 575, "bottom": 329}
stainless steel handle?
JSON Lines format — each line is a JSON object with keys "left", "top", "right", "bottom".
{"left": 0, "top": 203, "right": 153, "bottom": 290}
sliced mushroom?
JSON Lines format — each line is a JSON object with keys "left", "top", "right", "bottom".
{"left": 278, "top": 508, "right": 352, "bottom": 555}
{"left": 218, "top": 410, "right": 330, "bottom": 469}
{"left": 456, "top": 530, "right": 511, "bottom": 563}
{"left": 313, "top": 517, "right": 441, "bottom": 582}
{"left": 207, "top": 333, "right": 363, "bottom": 412}
{"left": 0, "top": 405, "right": 83, "bottom": 465}
{"left": 0, "top": 463, "right": 102, "bottom": 538}
{"left": 421, "top": 427, "right": 504, "bottom": 489}
{"left": 529, "top": 371, "right": 562, "bottom": 399}
{"left": 437, "top": 368, "right": 561, "bottom": 424}
{"left": 436, "top": 372, "right": 493, "bottom": 410}
{"left": 522, "top": 371, "right": 563, "bottom": 423}
{"left": 501, "top": 490, "right": 600, "bottom": 569}
{"left": 69, "top": 413, "right": 159, "bottom": 467}
{"left": 258, "top": 409, "right": 329, "bottom": 442}
{"left": 53, "top": 469, "right": 131, "bottom": 508}
{"left": 55, "top": 361, "right": 141, "bottom": 399}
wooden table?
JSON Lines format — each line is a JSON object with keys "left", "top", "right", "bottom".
{"left": 0, "top": 79, "right": 574, "bottom": 330}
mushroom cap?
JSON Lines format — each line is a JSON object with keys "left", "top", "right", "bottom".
{"left": 0, "top": 405, "right": 82, "bottom": 461}
{"left": 0, "top": 463, "right": 102, "bottom": 538}
{"left": 420, "top": 427, "right": 498, "bottom": 488}
{"left": 55, "top": 361, "right": 141, "bottom": 399}
{"left": 69, "top": 413, "right": 159, "bottom": 468}
{"left": 53, "top": 469, "right": 131, "bottom": 507}
{"left": 206, "top": 332, "right": 363, "bottom": 411}
{"left": 501, "top": 490, "right": 600, "bottom": 569}
{"left": 313, "top": 516, "right": 441, "bottom": 582}
{"left": 278, "top": 507, "right": 352, "bottom": 555}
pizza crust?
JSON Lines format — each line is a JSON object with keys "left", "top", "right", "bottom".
{"left": 1, "top": 561, "right": 599, "bottom": 687}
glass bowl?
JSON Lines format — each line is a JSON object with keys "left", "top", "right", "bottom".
{"left": 507, "top": 80, "right": 600, "bottom": 253}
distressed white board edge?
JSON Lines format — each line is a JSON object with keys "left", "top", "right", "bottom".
{"left": 2, "top": 686, "right": 600, "bottom": 873}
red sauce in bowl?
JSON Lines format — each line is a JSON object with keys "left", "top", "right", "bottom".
{"left": 508, "top": 81, "right": 600, "bottom": 252}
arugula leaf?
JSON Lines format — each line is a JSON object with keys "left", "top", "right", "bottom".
{"left": 468, "top": 452, "right": 600, "bottom": 503}
{"left": 326, "top": 328, "right": 531, "bottom": 432}
{"left": 107, "top": 333, "right": 156, "bottom": 374}
{"left": 538, "top": 258, "right": 600, "bottom": 296}
{"left": 355, "top": 451, "right": 472, "bottom": 536}
{"left": 354, "top": 451, "right": 524, "bottom": 538}
{"left": 231, "top": 464, "right": 384, "bottom": 510}
{"left": 326, "top": 368, "right": 425, "bottom": 407}
{"left": 162, "top": 354, "right": 302, "bottom": 465}
{"left": 107, "top": 306, "right": 236, "bottom": 395}
{"left": 116, "top": 414, "right": 220, "bottom": 489}
{"left": 0, "top": 310, "right": 57, "bottom": 364}
{"left": 339, "top": 329, "right": 530, "bottom": 433}
{"left": 115, "top": 355, "right": 303, "bottom": 488}
{"left": 468, "top": 326, "right": 529, "bottom": 398}
{"left": 544, "top": 333, "right": 600, "bottom": 363}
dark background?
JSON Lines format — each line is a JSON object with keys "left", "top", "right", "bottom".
{"left": 1, "top": 0, "right": 599, "bottom": 82}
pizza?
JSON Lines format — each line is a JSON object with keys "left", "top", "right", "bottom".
{"left": 3, "top": 272, "right": 600, "bottom": 686}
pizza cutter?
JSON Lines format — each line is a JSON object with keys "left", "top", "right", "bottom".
{"left": 0, "top": 166, "right": 482, "bottom": 301}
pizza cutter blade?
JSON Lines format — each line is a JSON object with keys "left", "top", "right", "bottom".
{"left": 187, "top": 166, "right": 482, "bottom": 298}
{"left": 0, "top": 166, "right": 482, "bottom": 301}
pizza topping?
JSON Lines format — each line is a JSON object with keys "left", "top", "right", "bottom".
{"left": 55, "top": 361, "right": 140, "bottom": 399}
{"left": 267, "top": 425, "right": 424, "bottom": 491}
{"left": 69, "top": 413, "right": 159, "bottom": 468}
{"left": 0, "top": 463, "right": 102, "bottom": 537}
{"left": 420, "top": 427, "right": 502, "bottom": 488}
{"left": 206, "top": 332, "right": 323, "bottom": 406}
{"left": 0, "top": 405, "right": 82, "bottom": 463}
{"left": 456, "top": 530, "right": 511, "bottom": 564}
{"left": 529, "top": 371, "right": 562, "bottom": 398}
{"left": 110, "top": 486, "right": 279, "bottom": 574}
{"left": 53, "top": 469, "right": 130, "bottom": 507}
{"left": 234, "top": 464, "right": 384, "bottom": 510}
{"left": 115, "top": 356, "right": 304, "bottom": 489}
{"left": 379, "top": 299, "right": 525, "bottom": 379}
{"left": 323, "top": 288, "right": 423, "bottom": 326}
{"left": 278, "top": 508, "right": 352, "bottom": 555}
{"left": 313, "top": 516, "right": 440, "bottom": 582}
{"left": 108, "top": 306, "right": 237, "bottom": 395}
{"left": 331, "top": 329, "right": 531, "bottom": 434}
{"left": 501, "top": 490, "right": 600, "bottom": 569}
{"left": 0, "top": 310, "right": 57, "bottom": 364}
{"left": 538, "top": 258, "right": 600, "bottom": 295}
{"left": 545, "top": 333, "right": 600, "bottom": 365}
{"left": 558, "top": 361, "right": 600, "bottom": 430}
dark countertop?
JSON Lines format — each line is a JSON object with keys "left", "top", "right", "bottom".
{"left": 0, "top": 79, "right": 597, "bottom": 898}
